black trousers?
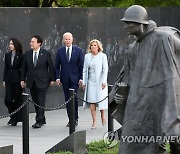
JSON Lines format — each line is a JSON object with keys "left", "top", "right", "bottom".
{"left": 62, "top": 80, "right": 79, "bottom": 121}
{"left": 30, "top": 82, "right": 47, "bottom": 123}
{"left": 4, "top": 82, "right": 23, "bottom": 122}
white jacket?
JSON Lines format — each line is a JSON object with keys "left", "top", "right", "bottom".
{"left": 83, "top": 52, "right": 108, "bottom": 110}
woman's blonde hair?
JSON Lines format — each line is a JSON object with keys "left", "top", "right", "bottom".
{"left": 87, "top": 39, "right": 103, "bottom": 53}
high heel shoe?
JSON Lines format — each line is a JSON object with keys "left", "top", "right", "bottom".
{"left": 91, "top": 123, "right": 96, "bottom": 129}
{"left": 91, "top": 126, "right": 96, "bottom": 129}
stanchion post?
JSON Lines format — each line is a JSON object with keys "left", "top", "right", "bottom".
{"left": 108, "top": 85, "right": 114, "bottom": 132}
{"left": 22, "top": 92, "right": 29, "bottom": 154}
{"left": 69, "top": 88, "right": 75, "bottom": 135}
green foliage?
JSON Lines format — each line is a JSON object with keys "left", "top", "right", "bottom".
{"left": 0, "top": 0, "right": 180, "bottom": 7}
{"left": 166, "top": 143, "right": 171, "bottom": 154}
{"left": 56, "top": 0, "right": 180, "bottom": 7}
{"left": 0, "top": 0, "right": 24, "bottom": 7}
{"left": 86, "top": 140, "right": 119, "bottom": 154}
{"left": 46, "top": 140, "right": 172, "bottom": 154}
{"left": 46, "top": 151, "right": 73, "bottom": 154}
{"left": 134, "top": 0, "right": 180, "bottom": 7}
{"left": 115, "top": 0, "right": 135, "bottom": 7}
{"left": 47, "top": 140, "right": 119, "bottom": 154}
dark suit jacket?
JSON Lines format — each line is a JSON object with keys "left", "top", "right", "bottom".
{"left": 3, "top": 52, "right": 23, "bottom": 83}
{"left": 21, "top": 49, "right": 55, "bottom": 89}
{"left": 55, "top": 45, "right": 84, "bottom": 84}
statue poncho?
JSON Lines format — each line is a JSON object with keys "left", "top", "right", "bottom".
{"left": 119, "top": 21, "right": 180, "bottom": 154}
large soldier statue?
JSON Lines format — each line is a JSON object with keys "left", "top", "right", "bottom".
{"left": 110, "top": 5, "right": 180, "bottom": 154}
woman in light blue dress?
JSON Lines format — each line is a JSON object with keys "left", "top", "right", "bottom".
{"left": 82, "top": 39, "right": 108, "bottom": 129}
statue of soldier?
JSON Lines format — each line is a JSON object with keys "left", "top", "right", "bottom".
{"left": 110, "top": 5, "right": 180, "bottom": 154}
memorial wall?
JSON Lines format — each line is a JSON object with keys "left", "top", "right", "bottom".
{"left": 0, "top": 7, "right": 180, "bottom": 115}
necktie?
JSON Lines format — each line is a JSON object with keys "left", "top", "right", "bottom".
{"left": 66, "top": 48, "right": 69, "bottom": 62}
{"left": 34, "top": 52, "right": 38, "bottom": 67}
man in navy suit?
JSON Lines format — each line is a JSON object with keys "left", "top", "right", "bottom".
{"left": 55, "top": 32, "right": 84, "bottom": 127}
{"left": 21, "top": 35, "right": 55, "bottom": 128}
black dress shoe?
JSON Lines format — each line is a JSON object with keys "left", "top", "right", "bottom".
{"left": 11, "top": 121, "right": 17, "bottom": 126}
{"left": 75, "top": 120, "right": 78, "bottom": 127}
{"left": 41, "top": 121, "right": 46, "bottom": 125}
{"left": 66, "top": 122, "right": 70, "bottom": 127}
{"left": 32, "top": 122, "right": 42, "bottom": 128}
{"left": 66, "top": 120, "right": 78, "bottom": 127}
{"left": 7, "top": 119, "right": 13, "bottom": 125}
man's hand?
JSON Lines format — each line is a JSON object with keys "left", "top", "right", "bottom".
{"left": 114, "top": 93, "right": 124, "bottom": 104}
{"left": 79, "top": 79, "right": 83, "bottom": 87}
{"left": 56, "top": 79, "right": 61, "bottom": 86}
{"left": 2, "top": 81, "right": 5, "bottom": 87}
{"left": 49, "top": 81, "right": 55, "bottom": 86}
{"left": 21, "top": 81, "right": 26, "bottom": 88}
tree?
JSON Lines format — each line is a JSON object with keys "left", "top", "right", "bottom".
{"left": 0, "top": 0, "right": 55, "bottom": 7}
{"left": 0, "top": 0, "right": 24, "bottom": 6}
{"left": 0, "top": 0, "right": 180, "bottom": 7}
{"left": 41, "top": 0, "right": 52, "bottom": 6}
{"left": 23, "top": 0, "right": 40, "bottom": 7}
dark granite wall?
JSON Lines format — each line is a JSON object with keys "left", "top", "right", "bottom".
{"left": 0, "top": 7, "right": 180, "bottom": 116}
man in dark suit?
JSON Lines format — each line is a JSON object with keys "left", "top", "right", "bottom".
{"left": 21, "top": 35, "right": 55, "bottom": 128}
{"left": 55, "top": 32, "right": 84, "bottom": 127}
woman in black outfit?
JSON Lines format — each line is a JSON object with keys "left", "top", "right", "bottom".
{"left": 3, "top": 38, "right": 23, "bottom": 126}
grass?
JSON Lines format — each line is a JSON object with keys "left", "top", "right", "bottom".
{"left": 86, "top": 140, "right": 119, "bottom": 154}
{"left": 46, "top": 151, "right": 73, "bottom": 154}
